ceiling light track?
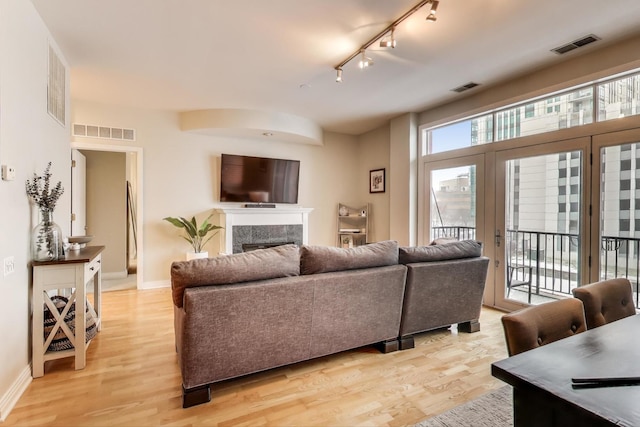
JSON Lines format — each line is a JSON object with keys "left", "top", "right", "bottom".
{"left": 334, "top": 0, "right": 439, "bottom": 82}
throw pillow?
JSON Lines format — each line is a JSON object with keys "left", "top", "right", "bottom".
{"left": 399, "top": 239, "right": 482, "bottom": 264}
{"left": 171, "top": 244, "right": 300, "bottom": 307}
{"left": 300, "top": 240, "right": 398, "bottom": 275}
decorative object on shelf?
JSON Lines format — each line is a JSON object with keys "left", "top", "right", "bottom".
{"left": 337, "top": 203, "right": 370, "bottom": 248}
{"left": 26, "top": 162, "right": 65, "bottom": 261}
{"left": 68, "top": 235, "right": 93, "bottom": 251}
{"left": 370, "top": 168, "right": 386, "bottom": 193}
{"left": 163, "top": 212, "right": 223, "bottom": 260}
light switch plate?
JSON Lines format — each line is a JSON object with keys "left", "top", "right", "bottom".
{"left": 1, "top": 165, "right": 16, "bottom": 181}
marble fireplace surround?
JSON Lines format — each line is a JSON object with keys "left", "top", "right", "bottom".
{"left": 212, "top": 206, "right": 313, "bottom": 255}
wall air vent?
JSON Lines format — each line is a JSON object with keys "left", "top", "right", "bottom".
{"left": 451, "top": 82, "right": 480, "bottom": 93}
{"left": 551, "top": 34, "right": 600, "bottom": 55}
{"left": 73, "top": 123, "right": 136, "bottom": 141}
{"left": 47, "top": 44, "right": 66, "bottom": 126}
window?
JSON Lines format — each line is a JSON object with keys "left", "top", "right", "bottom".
{"left": 621, "top": 180, "right": 631, "bottom": 191}
{"left": 620, "top": 199, "right": 631, "bottom": 210}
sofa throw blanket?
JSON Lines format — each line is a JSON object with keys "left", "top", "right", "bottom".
{"left": 171, "top": 244, "right": 300, "bottom": 307}
{"left": 43, "top": 295, "right": 98, "bottom": 352}
{"left": 300, "top": 240, "right": 399, "bottom": 275}
{"left": 399, "top": 240, "right": 482, "bottom": 264}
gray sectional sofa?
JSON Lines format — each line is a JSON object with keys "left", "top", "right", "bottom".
{"left": 170, "top": 239, "right": 488, "bottom": 408}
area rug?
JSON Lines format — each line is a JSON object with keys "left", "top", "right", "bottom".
{"left": 414, "top": 385, "right": 513, "bottom": 427}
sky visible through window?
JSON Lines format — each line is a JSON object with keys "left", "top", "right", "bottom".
{"left": 431, "top": 120, "right": 472, "bottom": 154}
{"left": 430, "top": 120, "right": 474, "bottom": 182}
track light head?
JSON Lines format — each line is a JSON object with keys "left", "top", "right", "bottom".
{"left": 358, "top": 50, "right": 373, "bottom": 69}
{"left": 336, "top": 68, "right": 343, "bottom": 83}
{"left": 380, "top": 28, "right": 397, "bottom": 48}
{"left": 426, "top": 12, "right": 437, "bottom": 22}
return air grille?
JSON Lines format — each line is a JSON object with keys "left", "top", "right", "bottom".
{"left": 551, "top": 34, "right": 600, "bottom": 55}
{"left": 73, "top": 123, "right": 136, "bottom": 141}
{"left": 451, "top": 82, "right": 480, "bottom": 93}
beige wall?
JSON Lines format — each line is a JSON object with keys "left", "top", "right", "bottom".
{"left": 83, "top": 150, "right": 127, "bottom": 276}
{"left": 71, "top": 100, "right": 361, "bottom": 285}
{"left": 357, "top": 125, "right": 391, "bottom": 243}
{"left": 0, "top": 0, "right": 71, "bottom": 419}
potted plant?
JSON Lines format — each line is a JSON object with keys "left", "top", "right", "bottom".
{"left": 163, "top": 213, "right": 223, "bottom": 260}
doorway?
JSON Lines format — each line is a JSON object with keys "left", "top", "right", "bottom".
{"left": 71, "top": 142, "right": 143, "bottom": 290}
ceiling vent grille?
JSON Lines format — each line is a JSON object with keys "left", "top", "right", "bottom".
{"left": 551, "top": 34, "right": 600, "bottom": 55}
{"left": 451, "top": 82, "right": 480, "bottom": 93}
{"left": 73, "top": 123, "right": 136, "bottom": 141}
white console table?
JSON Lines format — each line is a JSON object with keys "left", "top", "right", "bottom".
{"left": 31, "top": 246, "right": 104, "bottom": 378}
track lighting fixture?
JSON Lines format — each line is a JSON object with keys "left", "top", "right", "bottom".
{"left": 334, "top": 0, "right": 441, "bottom": 82}
{"left": 379, "top": 28, "right": 397, "bottom": 48}
{"left": 358, "top": 50, "right": 374, "bottom": 69}
{"left": 426, "top": 0, "right": 438, "bottom": 21}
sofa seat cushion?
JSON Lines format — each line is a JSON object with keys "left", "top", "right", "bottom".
{"left": 171, "top": 244, "right": 300, "bottom": 307}
{"left": 300, "top": 240, "right": 399, "bottom": 275}
{"left": 399, "top": 240, "right": 482, "bottom": 264}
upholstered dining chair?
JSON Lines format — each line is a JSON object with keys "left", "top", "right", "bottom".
{"left": 501, "top": 298, "right": 587, "bottom": 356}
{"left": 572, "top": 278, "right": 636, "bottom": 330}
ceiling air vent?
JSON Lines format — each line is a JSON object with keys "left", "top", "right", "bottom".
{"left": 451, "top": 82, "right": 480, "bottom": 93}
{"left": 73, "top": 123, "right": 136, "bottom": 141}
{"left": 551, "top": 34, "right": 600, "bottom": 55}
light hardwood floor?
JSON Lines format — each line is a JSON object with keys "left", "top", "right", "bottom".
{"left": 5, "top": 288, "right": 510, "bottom": 427}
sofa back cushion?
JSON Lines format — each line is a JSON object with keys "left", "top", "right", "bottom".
{"left": 399, "top": 240, "right": 482, "bottom": 264}
{"left": 300, "top": 240, "right": 398, "bottom": 275}
{"left": 171, "top": 244, "right": 300, "bottom": 307}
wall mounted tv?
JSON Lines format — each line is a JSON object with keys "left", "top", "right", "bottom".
{"left": 219, "top": 154, "right": 300, "bottom": 204}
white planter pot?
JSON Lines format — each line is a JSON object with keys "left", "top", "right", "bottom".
{"left": 186, "top": 251, "right": 208, "bottom": 261}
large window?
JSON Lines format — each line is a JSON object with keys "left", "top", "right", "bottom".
{"left": 423, "top": 70, "right": 640, "bottom": 155}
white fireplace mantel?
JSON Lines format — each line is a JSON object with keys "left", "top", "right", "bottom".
{"left": 211, "top": 205, "right": 313, "bottom": 255}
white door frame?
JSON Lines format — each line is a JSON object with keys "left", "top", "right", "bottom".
{"left": 71, "top": 141, "right": 144, "bottom": 290}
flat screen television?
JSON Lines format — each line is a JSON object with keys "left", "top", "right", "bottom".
{"left": 219, "top": 154, "right": 300, "bottom": 204}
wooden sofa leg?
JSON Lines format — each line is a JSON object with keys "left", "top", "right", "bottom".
{"left": 376, "top": 339, "right": 399, "bottom": 353}
{"left": 458, "top": 320, "right": 480, "bottom": 333}
{"left": 399, "top": 336, "right": 415, "bottom": 350}
{"left": 183, "top": 384, "right": 211, "bottom": 408}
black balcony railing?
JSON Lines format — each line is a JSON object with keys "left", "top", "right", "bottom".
{"left": 431, "top": 226, "right": 640, "bottom": 308}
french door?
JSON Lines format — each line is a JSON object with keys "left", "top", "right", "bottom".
{"left": 494, "top": 137, "right": 591, "bottom": 310}
{"left": 421, "top": 154, "right": 491, "bottom": 302}
{"left": 591, "top": 128, "right": 640, "bottom": 307}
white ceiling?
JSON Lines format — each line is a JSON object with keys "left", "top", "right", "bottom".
{"left": 31, "top": 0, "right": 640, "bottom": 136}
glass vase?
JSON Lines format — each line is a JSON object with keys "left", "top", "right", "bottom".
{"left": 32, "top": 209, "right": 64, "bottom": 261}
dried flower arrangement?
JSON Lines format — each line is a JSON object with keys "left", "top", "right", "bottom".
{"left": 25, "top": 162, "right": 64, "bottom": 212}
{"left": 26, "top": 162, "right": 65, "bottom": 260}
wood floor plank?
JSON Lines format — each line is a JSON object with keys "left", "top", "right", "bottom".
{"left": 4, "top": 287, "right": 509, "bottom": 426}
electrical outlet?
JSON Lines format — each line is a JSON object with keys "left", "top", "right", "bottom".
{"left": 3, "top": 256, "right": 15, "bottom": 276}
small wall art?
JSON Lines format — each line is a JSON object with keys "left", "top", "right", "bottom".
{"left": 369, "top": 168, "right": 385, "bottom": 193}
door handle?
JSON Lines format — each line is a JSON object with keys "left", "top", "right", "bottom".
{"left": 495, "top": 230, "right": 502, "bottom": 247}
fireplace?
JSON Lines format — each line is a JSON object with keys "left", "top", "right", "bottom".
{"left": 212, "top": 206, "right": 313, "bottom": 255}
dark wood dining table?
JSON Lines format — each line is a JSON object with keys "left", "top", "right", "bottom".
{"left": 492, "top": 313, "right": 640, "bottom": 427}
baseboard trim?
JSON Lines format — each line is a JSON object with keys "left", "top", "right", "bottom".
{"left": 102, "top": 271, "right": 128, "bottom": 280}
{"left": 140, "top": 280, "right": 170, "bottom": 290}
{"left": 0, "top": 365, "right": 32, "bottom": 421}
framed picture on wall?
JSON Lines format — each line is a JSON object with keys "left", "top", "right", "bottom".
{"left": 370, "top": 168, "right": 385, "bottom": 193}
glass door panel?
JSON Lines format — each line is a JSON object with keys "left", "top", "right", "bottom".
{"left": 593, "top": 129, "right": 640, "bottom": 309}
{"left": 495, "top": 138, "right": 590, "bottom": 310}
{"left": 430, "top": 165, "right": 478, "bottom": 241}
